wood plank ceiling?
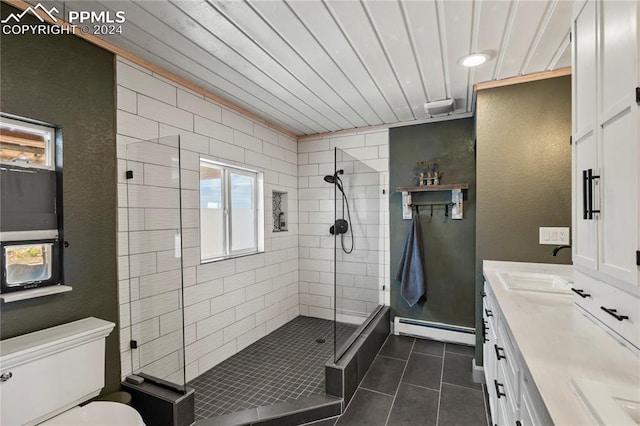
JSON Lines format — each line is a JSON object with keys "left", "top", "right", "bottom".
{"left": 33, "top": 0, "right": 572, "bottom": 136}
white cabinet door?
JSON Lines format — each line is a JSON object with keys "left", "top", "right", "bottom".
{"left": 597, "top": 0, "right": 640, "bottom": 289}
{"left": 572, "top": 0, "right": 599, "bottom": 271}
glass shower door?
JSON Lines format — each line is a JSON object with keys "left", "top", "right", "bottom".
{"left": 125, "top": 135, "right": 186, "bottom": 391}
{"left": 333, "top": 147, "right": 384, "bottom": 362}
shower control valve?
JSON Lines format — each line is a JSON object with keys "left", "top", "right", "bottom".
{"left": 329, "top": 219, "right": 349, "bottom": 235}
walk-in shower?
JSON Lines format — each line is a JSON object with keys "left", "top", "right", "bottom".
{"left": 122, "top": 138, "right": 385, "bottom": 421}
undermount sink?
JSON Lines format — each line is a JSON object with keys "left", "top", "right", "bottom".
{"left": 498, "top": 271, "right": 572, "bottom": 294}
{"left": 572, "top": 378, "right": 640, "bottom": 425}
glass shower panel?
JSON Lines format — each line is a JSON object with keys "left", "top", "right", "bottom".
{"left": 333, "top": 148, "right": 384, "bottom": 362}
{"left": 126, "top": 136, "right": 187, "bottom": 391}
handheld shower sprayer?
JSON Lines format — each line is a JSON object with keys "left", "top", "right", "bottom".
{"left": 323, "top": 169, "right": 344, "bottom": 192}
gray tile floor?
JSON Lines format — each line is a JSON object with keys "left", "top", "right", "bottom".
{"left": 189, "top": 316, "right": 357, "bottom": 420}
{"left": 305, "top": 335, "right": 490, "bottom": 426}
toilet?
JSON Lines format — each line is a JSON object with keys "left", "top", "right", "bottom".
{"left": 0, "top": 317, "right": 145, "bottom": 425}
{"left": 40, "top": 401, "right": 144, "bottom": 425}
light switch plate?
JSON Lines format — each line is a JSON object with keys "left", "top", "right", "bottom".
{"left": 539, "top": 227, "right": 571, "bottom": 245}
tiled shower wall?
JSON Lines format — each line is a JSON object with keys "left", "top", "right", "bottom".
{"left": 115, "top": 57, "right": 299, "bottom": 383}
{"left": 297, "top": 131, "right": 390, "bottom": 322}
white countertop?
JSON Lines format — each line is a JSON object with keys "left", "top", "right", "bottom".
{"left": 484, "top": 260, "right": 640, "bottom": 425}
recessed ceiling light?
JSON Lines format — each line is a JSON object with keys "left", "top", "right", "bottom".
{"left": 460, "top": 53, "right": 489, "bottom": 67}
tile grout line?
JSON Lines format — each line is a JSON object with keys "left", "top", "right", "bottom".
{"left": 441, "top": 381, "right": 484, "bottom": 392}
{"left": 402, "top": 381, "right": 441, "bottom": 393}
{"left": 435, "top": 345, "right": 447, "bottom": 426}
{"left": 409, "top": 351, "right": 445, "bottom": 360}
{"left": 383, "top": 338, "right": 415, "bottom": 426}
{"left": 358, "top": 386, "right": 397, "bottom": 398}
{"left": 377, "top": 353, "right": 414, "bottom": 362}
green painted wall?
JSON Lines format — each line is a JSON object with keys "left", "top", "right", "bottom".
{"left": 0, "top": 4, "right": 120, "bottom": 393}
{"left": 389, "top": 118, "right": 476, "bottom": 327}
{"left": 475, "top": 76, "right": 572, "bottom": 364}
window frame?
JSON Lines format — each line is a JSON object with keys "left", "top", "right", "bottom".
{"left": 0, "top": 115, "right": 55, "bottom": 171}
{"left": 200, "top": 158, "right": 263, "bottom": 263}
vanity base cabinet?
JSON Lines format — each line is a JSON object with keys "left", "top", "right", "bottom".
{"left": 483, "top": 282, "right": 552, "bottom": 426}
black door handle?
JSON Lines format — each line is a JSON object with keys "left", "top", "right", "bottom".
{"left": 601, "top": 306, "right": 629, "bottom": 321}
{"left": 494, "top": 380, "right": 506, "bottom": 399}
{"left": 485, "top": 308, "right": 493, "bottom": 317}
{"left": 571, "top": 288, "right": 592, "bottom": 298}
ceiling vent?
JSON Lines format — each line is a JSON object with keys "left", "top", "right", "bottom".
{"left": 424, "top": 99, "right": 455, "bottom": 116}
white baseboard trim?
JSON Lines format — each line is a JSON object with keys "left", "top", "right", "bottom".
{"left": 393, "top": 317, "right": 475, "bottom": 346}
{"left": 472, "top": 358, "right": 485, "bottom": 384}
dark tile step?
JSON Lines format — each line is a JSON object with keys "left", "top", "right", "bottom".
{"left": 194, "top": 394, "right": 342, "bottom": 426}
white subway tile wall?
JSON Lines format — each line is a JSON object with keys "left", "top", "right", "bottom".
{"left": 297, "top": 131, "right": 391, "bottom": 325}
{"left": 116, "top": 57, "right": 299, "bottom": 384}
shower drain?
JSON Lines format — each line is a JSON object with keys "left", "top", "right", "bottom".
{"left": 315, "top": 338, "right": 326, "bottom": 344}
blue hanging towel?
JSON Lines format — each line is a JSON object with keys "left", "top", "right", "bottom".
{"left": 395, "top": 214, "right": 426, "bottom": 307}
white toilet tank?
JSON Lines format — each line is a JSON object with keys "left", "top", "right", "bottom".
{"left": 0, "top": 317, "right": 115, "bottom": 426}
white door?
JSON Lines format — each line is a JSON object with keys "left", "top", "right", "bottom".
{"left": 597, "top": 0, "right": 640, "bottom": 289}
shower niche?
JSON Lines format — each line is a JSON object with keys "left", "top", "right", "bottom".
{"left": 272, "top": 191, "right": 288, "bottom": 232}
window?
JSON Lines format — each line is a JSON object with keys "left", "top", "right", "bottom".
{"left": 0, "top": 115, "right": 55, "bottom": 170}
{"left": 200, "top": 159, "right": 264, "bottom": 262}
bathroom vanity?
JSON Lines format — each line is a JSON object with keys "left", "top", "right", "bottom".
{"left": 483, "top": 261, "right": 640, "bottom": 425}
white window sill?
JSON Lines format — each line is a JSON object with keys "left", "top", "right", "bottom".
{"left": 201, "top": 250, "right": 265, "bottom": 264}
{"left": 0, "top": 285, "right": 72, "bottom": 303}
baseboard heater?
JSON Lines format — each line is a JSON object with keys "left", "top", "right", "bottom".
{"left": 393, "top": 317, "right": 475, "bottom": 346}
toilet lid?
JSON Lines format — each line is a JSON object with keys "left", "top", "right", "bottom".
{"left": 40, "top": 401, "right": 145, "bottom": 425}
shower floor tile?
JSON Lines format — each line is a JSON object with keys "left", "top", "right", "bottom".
{"left": 189, "top": 316, "right": 358, "bottom": 420}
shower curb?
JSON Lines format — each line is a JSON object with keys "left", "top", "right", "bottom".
{"left": 192, "top": 394, "right": 342, "bottom": 426}
{"left": 325, "top": 306, "right": 391, "bottom": 407}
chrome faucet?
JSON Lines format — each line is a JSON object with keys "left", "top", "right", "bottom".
{"left": 552, "top": 245, "right": 571, "bottom": 256}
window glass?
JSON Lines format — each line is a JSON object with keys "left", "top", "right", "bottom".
{"left": 4, "top": 243, "right": 53, "bottom": 285}
{"left": 0, "top": 116, "right": 54, "bottom": 169}
{"left": 230, "top": 172, "right": 256, "bottom": 252}
{"left": 200, "top": 159, "right": 262, "bottom": 262}
{"left": 200, "top": 164, "right": 225, "bottom": 260}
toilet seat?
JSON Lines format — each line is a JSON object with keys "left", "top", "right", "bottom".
{"left": 40, "top": 401, "right": 145, "bottom": 425}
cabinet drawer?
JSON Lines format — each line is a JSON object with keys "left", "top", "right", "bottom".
{"left": 497, "top": 326, "right": 520, "bottom": 403}
{"left": 495, "top": 362, "right": 518, "bottom": 425}
{"left": 574, "top": 271, "right": 640, "bottom": 349}
{"left": 484, "top": 284, "right": 499, "bottom": 329}
{"left": 596, "top": 286, "right": 640, "bottom": 349}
